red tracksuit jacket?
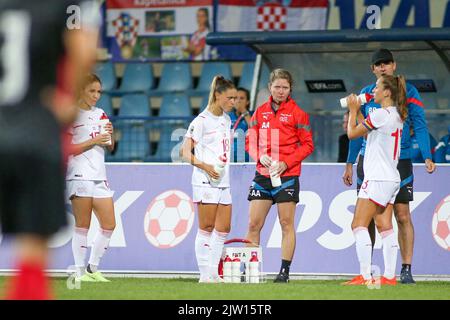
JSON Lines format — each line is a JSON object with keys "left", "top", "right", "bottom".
{"left": 245, "top": 96, "right": 314, "bottom": 177}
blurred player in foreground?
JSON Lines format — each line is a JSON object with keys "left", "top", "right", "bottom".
{"left": 344, "top": 75, "right": 407, "bottom": 286}
{"left": 181, "top": 76, "right": 236, "bottom": 283}
{"left": 245, "top": 69, "right": 314, "bottom": 283}
{"left": 67, "top": 74, "right": 115, "bottom": 283}
{"left": 342, "top": 49, "right": 436, "bottom": 284}
{"left": 0, "top": 0, "right": 98, "bottom": 299}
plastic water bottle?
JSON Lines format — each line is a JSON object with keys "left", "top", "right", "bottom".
{"left": 340, "top": 93, "right": 373, "bottom": 108}
{"left": 98, "top": 119, "right": 112, "bottom": 145}
{"left": 223, "top": 255, "right": 232, "bottom": 283}
{"left": 231, "top": 257, "right": 241, "bottom": 283}
{"left": 209, "top": 155, "right": 227, "bottom": 186}
{"left": 249, "top": 252, "right": 260, "bottom": 283}
{"left": 269, "top": 160, "right": 282, "bottom": 187}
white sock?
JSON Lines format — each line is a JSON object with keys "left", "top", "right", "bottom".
{"left": 72, "top": 227, "right": 88, "bottom": 277}
{"left": 381, "top": 229, "right": 398, "bottom": 279}
{"left": 354, "top": 227, "right": 372, "bottom": 280}
{"left": 88, "top": 228, "right": 113, "bottom": 271}
{"left": 195, "top": 229, "right": 211, "bottom": 280}
{"left": 208, "top": 229, "right": 228, "bottom": 278}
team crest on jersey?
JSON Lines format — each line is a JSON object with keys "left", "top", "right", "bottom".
{"left": 189, "top": 125, "right": 194, "bottom": 134}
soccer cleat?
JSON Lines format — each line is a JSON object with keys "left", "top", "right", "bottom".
{"left": 380, "top": 276, "right": 397, "bottom": 286}
{"left": 86, "top": 271, "right": 110, "bottom": 282}
{"left": 75, "top": 274, "right": 96, "bottom": 282}
{"left": 400, "top": 267, "right": 416, "bottom": 284}
{"left": 342, "top": 275, "right": 374, "bottom": 286}
{"left": 273, "top": 272, "right": 289, "bottom": 283}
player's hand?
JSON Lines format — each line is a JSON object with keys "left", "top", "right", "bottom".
{"left": 347, "top": 94, "right": 360, "bottom": 113}
{"left": 342, "top": 163, "right": 353, "bottom": 186}
{"left": 104, "top": 122, "right": 113, "bottom": 135}
{"left": 270, "top": 161, "right": 287, "bottom": 177}
{"left": 202, "top": 163, "right": 220, "bottom": 180}
{"left": 93, "top": 133, "right": 111, "bottom": 146}
{"left": 259, "top": 154, "right": 272, "bottom": 168}
{"left": 425, "top": 158, "right": 436, "bottom": 174}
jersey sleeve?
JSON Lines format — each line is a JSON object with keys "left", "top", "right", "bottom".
{"left": 185, "top": 116, "right": 203, "bottom": 143}
{"left": 282, "top": 109, "right": 314, "bottom": 169}
{"left": 363, "top": 108, "right": 388, "bottom": 131}
{"left": 407, "top": 86, "right": 432, "bottom": 161}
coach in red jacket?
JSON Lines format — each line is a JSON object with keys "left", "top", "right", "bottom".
{"left": 245, "top": 69, "right": 314, "bottom": 283}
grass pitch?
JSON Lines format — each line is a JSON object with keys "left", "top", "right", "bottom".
{"left": 1, "top": 277, "right": 450, "bottom": 300}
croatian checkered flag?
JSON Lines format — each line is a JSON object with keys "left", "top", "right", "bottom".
{"left": 111, "top": 13, "right": 139, "bottom": 48}
{"left": 257, "top": 3, "right": 287, "bottom": 31}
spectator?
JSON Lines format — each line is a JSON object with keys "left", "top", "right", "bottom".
{"left": 230, "top": 87, "right": 252, "bottom": 162}
{"left": 434, "top": 125, "right": 450, "bottom": 163}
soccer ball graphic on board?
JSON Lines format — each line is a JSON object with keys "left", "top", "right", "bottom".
{"left": 144, "top": 190, "right": 195, "bottom": 249}
{"left": 432, "top": 194, "right": 450, "bottom": 251}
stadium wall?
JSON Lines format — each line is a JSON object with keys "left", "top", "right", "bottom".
{"left": 0, "top": 163, "right": 449, "bottom": 276}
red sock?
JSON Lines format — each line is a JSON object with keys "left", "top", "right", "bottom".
{"left": 5, "top": 261, "right": 53, "bottom": 300}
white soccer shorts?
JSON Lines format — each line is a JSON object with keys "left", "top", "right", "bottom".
{"left": 193, "top": 186, "right": 232, "bottom": 205}
{"left": 66, "top": 180, "right": 114, "bottom": 200}
{"left": 358, "top": 180, "right": 400, "bottom": 208}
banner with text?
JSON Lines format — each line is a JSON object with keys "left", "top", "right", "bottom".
{"left": 0, "top": 164, "right": 448, "bottom": 275}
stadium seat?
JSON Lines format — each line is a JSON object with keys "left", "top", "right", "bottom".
{"left": 159, "top": 94, "right": 192, "bottom": 117}
{"left": 192, "top": 62, "right": 232, "bottom": 95}
{"left": 111, "top": 125, "right": 150, "bottom": 162}
{"left": 199, "top": 94, "right": 210, "bottom": 112}
{"left": 114, "top": 63, "right": 154, "bottom": 94}
{"left": 97, "top": 93, "right": 114, "bottom": 117}
{"left": 238, "top": 62, "right": 270, "bottom": 91}
{"left": 118, "top": 94, "right": 151, "bottom": 117}
{"left": 149, "top": 125, "right": 185, "bottom": 162}
{"left": 94, "top": 62, "right": 116, "bottom": 92}
{"left": 150, "top": 63, "right": 192, "bottom": 95}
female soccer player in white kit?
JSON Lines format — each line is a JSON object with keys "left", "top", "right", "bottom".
{"left": 345, "top": 74, "right": 407, "bottom": 286}
{"left": 67, "top": 74, "right": 116, "bottom": 282}
{"left": 181, "top": 76, "right": 237, "bottom": 283}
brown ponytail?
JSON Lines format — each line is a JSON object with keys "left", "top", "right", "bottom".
{"left": 380, "top": 74, "right": 408, "bottom": 121}
{"left": 207, "top": 75, "right": 235, "bottom": 107}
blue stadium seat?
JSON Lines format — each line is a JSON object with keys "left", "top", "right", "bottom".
{"left": 115, "top": 63, "right": 154, "bottom": 94}
{"left": 95, "top": 62, "right": 116, "bottom": 92}
{"left": 193, "top": 62, "right": 232, "bottom": 95}
{"left": 111, "top": 125, "right": 150, "bottom": 162}
{"left": 149, "top": 125, "right": 185, "bottom": 162}
{"left": 118, "top": 94, "right": 151, "bottom": 117}
{"left": 238, "top": 62, "right": 255, "bottom": 90}
{"left": 199, "top": 94, "right": 210, "bottom": 112}
{"left": 96, "top": 94, "right": 114, "bottom": 117}
{"left": 159, "top": 94, "right": 191, "bottom": 117}
{"left": 151, "top": 63, "right": 192, "bottom": 95}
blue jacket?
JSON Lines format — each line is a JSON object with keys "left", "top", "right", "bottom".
{"left": 347, "top": 82, "right": 431, "bottom": 163}
{"left": 434, "top": 125, "right": 450, "bottom": 163}
{"left": 411, "top": 133, "right": 437, "bottom": 163}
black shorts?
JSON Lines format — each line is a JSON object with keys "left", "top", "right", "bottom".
{"left": 247, "top": 172, "right": 300, "bottom": 204}
{"left": 357, "top": 156, "right": 413, "bottom": 203}
{"left": 0, "top": 107, "right": 67, "bottom": 236}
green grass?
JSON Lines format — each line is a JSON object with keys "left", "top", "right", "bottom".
{"left": 1, "top": 277, "right": 450, "bottom": 300}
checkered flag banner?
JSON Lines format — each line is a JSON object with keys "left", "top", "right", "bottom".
{"left": 257, "top": 3, "right": 287, "bottom": 31}
{"left": 112, "top": 12, "right": 139, "bottom": 48}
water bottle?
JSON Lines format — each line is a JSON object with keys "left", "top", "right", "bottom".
{"left": 209, "top": 155, "right": 227, "bottom": 186}
{"left": 340, "top": 93, "right": 373, "bottom": 108}
{"left": 223, "top": 255, "right": 232, "bottom": 283}
{"left": 249, "top": 252, "right": 260, "bottom": 283}
{"left": 269, "top": 160, "right": 282, "bottom": 187}
{"left": 231, "top": 257, "right": 241, "bottom": 283}
{"left": 98, "top": 119, "right": 112, "bottom": 145}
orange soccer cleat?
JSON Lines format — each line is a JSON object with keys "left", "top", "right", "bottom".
{"left": 342, "top": 275, "right": 372, "bottom": 286}
{"left": 379, "top": 276, "right": 397, "bottom": 286}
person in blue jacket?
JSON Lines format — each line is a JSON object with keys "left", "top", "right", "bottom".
{"left": 434, "top": 125, "right": 450, "bottom": 163}
{"left": 342, "top": 49, "right": 436, "bottom": 284}
{"left": 229, "top": 87, "right": 252, "bottom": 162}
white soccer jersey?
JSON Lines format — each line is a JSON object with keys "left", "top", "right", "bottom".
{"left": 362, "top": 107, "right": 403, "bottom": 182}
{"left": 185, "top": 109, "right": 232, "bottom": 188}
{"left": 66, "top": 107, "right": 109, "bottom": 181}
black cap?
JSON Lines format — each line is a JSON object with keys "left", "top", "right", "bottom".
{"left": 371, "top": 48, "right": 394, "bottom": 65}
